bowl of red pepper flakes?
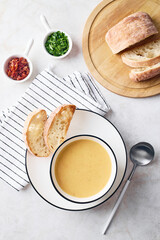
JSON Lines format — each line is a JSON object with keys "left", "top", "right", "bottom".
{"left": 4, "top": 54, "right": 33, "bottom": 83}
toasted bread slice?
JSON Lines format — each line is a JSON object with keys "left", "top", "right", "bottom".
{"left": 121, "top": 39, "right": 160, "bottom": 67}
{"left": 129, "top": 62, "right": 160, "bottom": 82}
{"left": 44, "top": 104, "right": 76, "bottom": 152}
{"left": 23, "top": 109, "right": 50, "bottom": 157}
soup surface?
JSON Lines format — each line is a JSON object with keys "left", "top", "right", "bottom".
{"left": 55, "top": 139, "right": 112, "bottom": 198}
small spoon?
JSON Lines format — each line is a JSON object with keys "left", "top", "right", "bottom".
{"left": 3, "top": 38, "right": 34, "bottom": 83}
{"left": 40, "top": 14, "right": 72, "bottom": 59}
{"left": 102, "top": 142, "right": 154, "bottom": 235}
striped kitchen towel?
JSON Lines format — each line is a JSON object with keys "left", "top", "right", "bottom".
{"left": 0, "top": 69, "right": 110, "bottom": 191}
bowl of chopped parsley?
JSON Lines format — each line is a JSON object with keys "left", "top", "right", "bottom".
{"left": 44, "top": 30, "right": 72, "bottom": 58}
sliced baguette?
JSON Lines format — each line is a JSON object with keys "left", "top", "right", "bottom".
{"left": 129, "top": 62, "right": 160, "bottom": 82}
{"left": 44, "top": 104, "right": 76, "bottom": 152}
{"left": 122, "top": 39, "right": 160, "bottom": 67}
{"left": 23, "top": 109, "right": 51, "bottom": 157}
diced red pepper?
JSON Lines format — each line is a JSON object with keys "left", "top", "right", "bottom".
{"left": 6, "top": 57, "right": 30, "bottom": 80}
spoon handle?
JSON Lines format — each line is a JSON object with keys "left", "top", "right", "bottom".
{"left": 102, "top": 180, "right": 130, "bottom": 235}
{"left": 24, "top": 39, "right": 34, "bottom": 56}
{"left": 40, "top": 14, "right": 51, "bottom": 32}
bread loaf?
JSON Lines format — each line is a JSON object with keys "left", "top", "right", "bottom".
{"left": 129, "top": 62, "right": 160, "bottom": 82}
{"left": 44, "top": 104, "right": 76, "bottom": 152}
{"left": 105, "top": 12, "right": 158, "bottom": 54}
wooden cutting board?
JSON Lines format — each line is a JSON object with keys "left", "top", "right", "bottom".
{"left": 82, "top": 0, "right": 160, "bottom": 98}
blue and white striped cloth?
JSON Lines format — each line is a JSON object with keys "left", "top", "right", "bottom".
{"left": 0, "top": 70, "right": 110, "bottom": 191}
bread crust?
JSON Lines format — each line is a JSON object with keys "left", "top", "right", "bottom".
{"left": 122, "top": 54, "right": 160, "bottom": 67}
{"left": 129, "top": 65, "right": 160, "bottom": 82}
{"left": 105, "top": 12, "right": 158, "bottom": 54}
{"left": 23, "top": 109, "right": 50, "bottom": 157}
{"left": 44, "top": 104, "right": 76, "bottom": 152}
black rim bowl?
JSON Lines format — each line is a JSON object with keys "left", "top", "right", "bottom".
{"left": 50, "top": 134, "right": 118, "bottom": 204}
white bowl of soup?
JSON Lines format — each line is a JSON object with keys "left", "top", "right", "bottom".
{"left": 50, "top": 135, "right": 117, "bottom": 204}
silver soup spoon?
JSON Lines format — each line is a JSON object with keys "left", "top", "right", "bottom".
{"left": 102, "top": 142, "right": 155, "bottom": 235}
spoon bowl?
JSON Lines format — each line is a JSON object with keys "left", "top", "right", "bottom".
{"left": 3, "top": 54, "right": 33, "bottom": 84}
{"left": 130, "top": 142, "right": 154, "bottom": 166}
{"left": 43, "top": 29, "right": 72, "bottom": 59}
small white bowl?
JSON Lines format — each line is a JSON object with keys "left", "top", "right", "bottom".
{"left": 40, "top": 15, "right": 72, "bottom": 59}
{"left": 43, "top": 30, "right": 72, "bottom": 59}
{"left": 50, "top": 135, "right": 118, "bottom": 204}
{"left": 3, "top": 54, "right": 33, "bottom": 83}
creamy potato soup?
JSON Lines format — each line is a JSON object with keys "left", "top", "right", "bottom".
{"left": 55, "top": 139, "right": 112, "bottom": 198}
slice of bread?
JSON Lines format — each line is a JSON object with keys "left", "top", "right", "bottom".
{"left": 105, "top": 12, "right": 158, "bottom": 54}
{"left": 129, "top": 62, "right": 160, "bottom": 82}
{"left": 23, "top": 109, "right": 51, "bottom": 157}
{"left": 44, "top": 104, "right": 76, "bottom": 152}
{"left": 121, "top": 39, "right": 160, "bottom": 67}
